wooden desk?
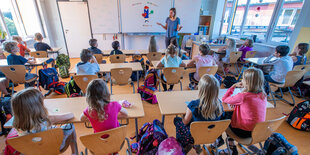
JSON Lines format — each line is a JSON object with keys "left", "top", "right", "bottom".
{"left": 151, "top": 60, "right": 192, "bottom": 69}
{"left": 69, "top": 62, "right": 143, "bottom": 87}
{"left": 102, "top": 49, "right": 186, "bottom": 56}
{"left": 244, "top": 57, "right": 271, "bottom": 66}
{"left": 4, "top": 94, "right": 144, "bottom": 138}
{"left": 29, "top": 47, "right": 62, "bottom": 58}
{"left": 0, "top": 58, "right": 50, "bottom": 66}
{"left": 156, "top": 89, "right": 275, "bottom": 124}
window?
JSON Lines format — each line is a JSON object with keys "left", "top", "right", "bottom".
{"left": 231, "top": 0, "right": 247, "bottom": 36}
{"left": 241, "top": 0, "right": 277, "bottom": 42}
{"left": 0, "top": 0, "right": 45, "bottom": 39}
{"left": 221, "top": 0, "right": 305, "bottom": 44}
{"left": 221, "top": 0, "right": 234, "bottom": 35}
{"left": 271, "top": 0, "right": 304, "bottom": 43}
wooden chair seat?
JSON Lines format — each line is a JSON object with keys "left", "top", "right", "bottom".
{"left": 225, "top": 127, "right": 252, "bottom": 145}
{"left": 110, "top": 68, "right": 134, "bottom": 94}
{"left": 73, "top": 75, "right": 98, "bottom": 94}
{"left": 93, "top": 54, "right": 103, "bottom": 64}
{"left": 30, "top": 51, "right": 48, "bottom": 58}
{"left": 147, "top": 52, "right": 162, "bottom": 62}
{"left": 25, "top": 76, "right": 37, "bottom": 83}
{"left": 159, "top": 67, "right": 184, "bottom": 91}
{"left": 109, "top": 54, "right": 126, "bottom": 63}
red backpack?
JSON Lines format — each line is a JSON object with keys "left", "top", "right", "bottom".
{"left": 137, "top": 69, "right": 159, "bottom": 104}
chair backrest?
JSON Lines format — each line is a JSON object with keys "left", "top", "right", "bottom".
{"left": 293, "top": 65, "right": 310, "bottom": 75}
{"left": 109, "top": 54, "right": 126, "bottom": 63}
{"left": 93, "top": 54, "right": 103, "bottom": 64}
{"left": 250, "top": 116, "right": 286, "bottom": 145}
{"left": 111, "top": 68, "right": 132, "bottom": 85}
{"left": 283, "top": 70, "right": 304, "bottom": 87}
{"left": 162, "top": 67, "right": 184, "bottom": 84}
{"left": 245, "top": 51, "right": 256, "bottom": 59}
{"left": 0, "top": 65, "right": 27, "bottom": 83}
{"left": 30, "top": 51, "right": 48, "bottom": 58}
{"left": 185, "top": 39, "right": 193, "bottom": 48}
{"left": 7, "top": 128, "right": 63, "bottom": 155}
{"left": 3, "top": 52, "right": 20, "bottom": 57}
{"left": 198, "top": 66, "right": 218, "bottom": 78}
{"left": 80, "top": 126, "right": 127, "bottom": 154}
{"left": 147, "top": 52, "right": 162, "bottom": 61}
{"left": 190, "top": 120, "right": 231, "bottom": 145}
{"left": 229, "top": 51, "right": 242, "bottom": 63}
{"left": 73, "top": 75, "right": 98, "bottom": 93}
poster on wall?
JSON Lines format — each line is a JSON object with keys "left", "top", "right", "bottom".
{"left": 120, "top": 0, "right": 172, "bottom": 33}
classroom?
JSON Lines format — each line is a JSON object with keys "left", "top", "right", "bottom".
{"left": 0, "top": 0, "right": 309, "bottom": 154}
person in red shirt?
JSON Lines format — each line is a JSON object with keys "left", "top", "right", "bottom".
{"left": 12, "top": 36, "right": 30, "bottom": 57}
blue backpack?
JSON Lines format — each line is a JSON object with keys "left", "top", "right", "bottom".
{"left": 39, "top": 68, "right": 59, "bottom": 90}
{"left": 131, "top": 119, "right": 168, "bottom": 155}
{"left": 263, "top": 133, "right": 298, "bottom": 155}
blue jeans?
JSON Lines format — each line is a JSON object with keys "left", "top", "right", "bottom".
{"left": 264, "top": 75, "right": 283, "bottom": 84}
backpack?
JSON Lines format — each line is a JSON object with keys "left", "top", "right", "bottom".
{"left": 56, "top": 54, "right": 70, "bottom": 78}
{"left": 131, "top": 119, "right": 168, "bottom": 155}
{"left": 286, "top": 100, "right": 310, "bottom": 131}
{"left": 223, "top": 76, "right": 238, "bottom": 88}
{"left": 65, "top": 79, "right": 81, "bottom": 97}
{"left": 39, "top": 68, "right": 59, "bottom": 90}
{"left": 138, "top": 69, "right": 159, "bottom": 104}
{"left": 157, "top": 137, "right": 184, "bottom": 155}
{"left": 49, "top": 81, "right": 66, "bottom": 95}
{"left": 0, "top": 97, "right": 12, "bottom": 134}
{"left": 263, "top": 133, "right": 298, "bottom": 155}
{"left": 131, "top": 56, "right": 145, "bottom": 81}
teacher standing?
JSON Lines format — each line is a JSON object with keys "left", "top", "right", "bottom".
{"left": 157, "top": 8, "right": 183, "bottom": 48}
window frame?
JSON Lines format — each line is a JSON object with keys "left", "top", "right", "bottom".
{"left": 220, "top": 0, "right": 304, "bottom": 45}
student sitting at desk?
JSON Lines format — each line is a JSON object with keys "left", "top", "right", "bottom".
{"left": 3, "top": 41, "right": 37, "bottom": 87}
{"left": 290, "top": 43, "right": 309, "bottom": 66}
{"left": 239, "top": 39, "right": 254, "bottom": 62}
{"left": 174, "top": 74, "right": 225, "bottom": 154}
{"left": 187, "top": 44, "right": 217, "bottom": 89}
{"left": 88, "top": 38, "right": 102, "bottom": 55}
{"left": 80, "top": 79, "right": 128, "bottom": 133}
{"left": 157, "top": 45, "right": 185, "bottom": 91}
{"left": 34, "top": 32, "right": 53, "bottom": 52}
{"left": 4, "top": 88, "right": 78, "bottom": 155}
{"left": 76, "top": 49, "right": 99, "bottom": 75}
{"left": 218, "top": 38, "right": 236, "bottom": 63}
{"left": 264, "top": 45, "right": 293, "bottom": 84}
{"left": 12, "top": 35, "right": 30, "bottom": 57}
{"left": 221, "top": 68, "right": 267, "bottom": 154}
{"left": 170, "top": 37, "right": 189, "bottom": 60}
{"left": 110, "top": 41, "right": 123, "bottom": 55}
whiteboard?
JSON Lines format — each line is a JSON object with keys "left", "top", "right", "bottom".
{"left": 120, "top": 0, "right": 172, "bottom": 33}
{"left": 88, "top": 0, "right": 119, "bottom": 34}
{"left": 174, "top": 0, "right": 201, "bottom": 33}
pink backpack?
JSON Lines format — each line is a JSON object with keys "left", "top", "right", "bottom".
{"left": 157, "top": 137, "right": 184, "bottom": 155}
{"left": 138, "top": 69, "right": 159, "bottom": 104}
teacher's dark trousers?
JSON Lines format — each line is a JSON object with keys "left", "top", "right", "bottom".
{"left": 165, "top": 37, "right": 178, "bottom": 48}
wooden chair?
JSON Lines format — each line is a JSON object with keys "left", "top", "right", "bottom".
{"left": 3, "top": 52, "right": 20, "bottom": 57}
{"left": 226, "top": 116, "right": 286, "bottom": 154}
{"left": 80, "top": 126, "right": 131, "bottom": 155}
{"left": 73, "top": 75, "right": 97, "bottom": 95}
{"left": 110, "top": 68, "right": 134, "bottom": 94}
{"left": 292, "top": 65, "right": 310, "bottom": 97}
{"left": 0, "top": 65, "right": 37, "bottom": 93}
{"left": 159, "top": 67, "right": 184, "bottom": 91}
{"left": 223, "top": 51, "right": 242, "bottom": 76}
{"left": 190, "top": 120, "right": 231, "bottom": 155}
{"left": 198, "top": 66, "right": 218, "bottom": 78}
{"left": 243, "top": 51, "right": 257, "bottom": 64}
{"left": 146, "top": 52, "right": 162, "bottom": 61}
{"left": 269, "top": 70, "right": 304, "bottom": 106}
{"left": 93, "top": 54, "right": 103, "bottom": 64}
{"left": 30, "top": 51, "right": 48, "bottom": 58}
{"left": 109, "top": 54, "right": 126, "bottom": 63}
{"left": 7, "top": 128, "right": 64, "bottom": 155}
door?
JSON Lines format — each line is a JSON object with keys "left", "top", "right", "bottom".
{"left": 58, "top": 2, "right": 91, "bottom": 58}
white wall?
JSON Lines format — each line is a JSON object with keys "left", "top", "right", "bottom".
{"left": 38, "top": 0, "right": 67, "bottom": 54}
{"left": 124, "top": 34, "right": 166, "bottom": 50}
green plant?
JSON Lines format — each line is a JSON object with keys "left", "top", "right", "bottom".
{"left": 0, "top": 29, "right": 7, "bottom": 40}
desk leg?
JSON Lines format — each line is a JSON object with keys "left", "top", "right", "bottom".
{"left": 135, "top": 118, "right": 138, "bottom": 142}
{"left": 110, "top": 73, "right": 112, "bottom": 94}
{"left": 162, "top": 115, "right": 165, "bottom": 125}
{"left": 137, "top": 71, "right": 139, "bottom": 90}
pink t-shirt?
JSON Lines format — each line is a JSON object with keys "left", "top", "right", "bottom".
{"left": 222, "top": 87, "right": 267, "bottom": 131}
{"left": 83, "top": 101, "right": 121, "bottom": 133}
{"left": 193, "top": 55, "right": 217, "bottom": 81}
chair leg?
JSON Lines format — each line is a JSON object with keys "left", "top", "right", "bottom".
{"left": 238, "top": 144, "right": 253, "bottom": 155}
{"left": 179, "top": 81, "right": 182, "bottom": 91}
{"left": 222, "top": 66, "right": 226, "bottom": 77}
{"left": 158, "top": 82, "right": 161, "bottom": 92}
{"left": 203, "top": 144, "right": 212, "bottom": 155}
{"left": 85, "top": 148, "right": 88, "bottom": 155}
{"left": 259, "top": 142, "right": 265, "bottom": 155}
{"left": 125, "top": 137, "right": 132, "bottom": 155}
{"left": 132, "top": 82, "right": 135, "bottom": 94}
{"left": 297, "top": 86, "right": 303, "bottom": 97}
{"left": 225, "top": 137, "right": 232, "bottom": 155}
{"left": 12, "top": 84, "right": 14, "bottom": 95}
{"left": 269, "top": 87, "right": 276, "bottom": 108}
{"left": 288, "top": 87, "right": 296, "bottom": 106}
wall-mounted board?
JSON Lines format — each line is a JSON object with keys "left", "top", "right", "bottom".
{"left": 120, "top": 0, "right": 172, "bottom": 33}
{"left": 88, "top": 0, "right": 119, "bottom": 34}
{"left": 174, "top": 0, "right": 201, "bottom": 33}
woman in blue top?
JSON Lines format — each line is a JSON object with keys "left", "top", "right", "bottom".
{"left": 157, "top": 8, "right": 183, "bottom": 48}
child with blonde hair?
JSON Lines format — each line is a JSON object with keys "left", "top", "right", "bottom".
{"left": 174, "top": 74, "right": 225, "bottom": 154}
{"left": 219, "top": 38, "right": 236, "bottom": 63}
{"left": 157, "top": 44, "right": 185, "bottom": 91}
{"left": 220, "top": 67, "right": 267, "bottom": 154}
{"left": 4, "top": 88, "right": 78, "bottom": 154}
{"left": 80, "top": 79, "right": 128, "bottom": 133}
{"left": 12, "top": 35, "right": 30, "bottom": 57}
{"left": 34, "top": 32, "right": 53, "bottom": 51}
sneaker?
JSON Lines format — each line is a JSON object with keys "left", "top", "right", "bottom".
{"left": 193, "top": 145, "right": 203, "bottom": 154}
{"left": 210, "top": 137, "right": 225, "bottom": 149}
